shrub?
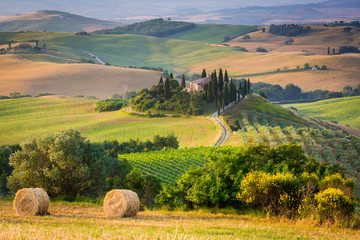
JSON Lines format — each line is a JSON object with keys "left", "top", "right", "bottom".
{"left": 95, "top": 99, "right": 125, "bottom": 112}
{"left": 7, "top": 129, "right": 118, "bottom": 198}
{"left": 238, "top": 171, "right": 300, "bottom": 216}
{"left": 315, "top": 188, "right": 356, "bottom": 224}
{"left": 256, "top": 47, "right": 268, "bottom": 52}
{"left": 319, "top": 173, "right": 354, "bottom": 196}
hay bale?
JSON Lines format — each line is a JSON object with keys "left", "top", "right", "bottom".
{"left": 103, "top": 189, "right": 140, "bottom": 217}
{"left": 13, "top": 188, "right": 49, "bottom": 216}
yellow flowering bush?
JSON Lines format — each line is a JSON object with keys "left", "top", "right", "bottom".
{"left": 319, "top": 173, "right": 354, "bottom": 196}
{"left": 315, "top": 188, "right": 356, "bottom": 223}
{"left": 238, "top": 171, "right": 300, "bottom": 216}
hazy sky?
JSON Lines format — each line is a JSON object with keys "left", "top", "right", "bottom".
{"left": 0, "top": 0, "right": 326, "bottom": 18}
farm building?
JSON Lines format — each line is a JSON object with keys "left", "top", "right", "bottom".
{"left": 187, "top": 76, "right": 211, "bottom": 92}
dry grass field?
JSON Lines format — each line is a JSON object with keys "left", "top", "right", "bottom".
{"left": 189, "top": 25, "right": 360, "bottom": 92}
{"left": 0, "top": 55, "right": 160, "bottom": 99}
{"left": 228, "top": 26, "right": 360, "bottom": 54}
{"left": 0, "top": 200, "right": 359, "bottom": 240}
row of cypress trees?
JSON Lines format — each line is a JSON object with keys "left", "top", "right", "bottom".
{"left": 202, "top": 69, "right": 251, "bottom": 110}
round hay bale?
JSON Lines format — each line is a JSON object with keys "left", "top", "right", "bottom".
{"left": 13, "top": 188, "right": 49, "bottom": 216}
{"left": 103, "top": 189, "right": 140, "bottom": 217}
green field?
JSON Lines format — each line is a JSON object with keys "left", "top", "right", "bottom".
{"left": 0, "top": 97, "right": 220, "bottom": 147}
{"left": 0, "top": 32, "right": 239, "bottom": 72}
{"left": 166, "top": 24, "right": 258, "bottom": 44}
{"left": 282, "top": 96, "right": 360, "bottom": 129}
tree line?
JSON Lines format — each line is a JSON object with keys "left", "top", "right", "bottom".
{"left": 201, "top": 68, "right": 251, "bottom": 113}
{"left": 252, "top": 82, "right": 360, "bottom": 102}
{"left": 269, "top": 24, "right": 311, "bottom": 37}
{"left": 93, "top": 18, "right": 195, "bottom": 37}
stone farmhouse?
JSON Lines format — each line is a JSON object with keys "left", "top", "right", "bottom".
{"left": 187, "top": 76, "right": 211, "bottom": 92}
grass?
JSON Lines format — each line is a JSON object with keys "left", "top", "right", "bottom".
{"left": 1, "top": 200, "right": 359, "bottom": 239}
{"left": 283, "top": 96, "right": 360, "bottom": 129}
{"left": 0, "top": 54, "right": 161, "bottom": 99}
{"left": 166, "top": 24, "right": 257, "bottom": 44}
{"left": 0, "top": 97, "right": 220, "bottom": 148}
{"left": 0, "top": 32, "right": 239, "bottom": 73}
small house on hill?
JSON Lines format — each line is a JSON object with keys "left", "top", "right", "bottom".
{"left": 187, "top": 76, "right": 211, "bottom": 92}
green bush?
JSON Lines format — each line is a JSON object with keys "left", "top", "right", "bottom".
{"left": 95, "top": 99, "right": 126, "bottom": 112}
{"left": 7, "top": 129, "right": 118, "bottom": 198}
{"left": 315, "top": 188, "right": 357, "bottom": 224}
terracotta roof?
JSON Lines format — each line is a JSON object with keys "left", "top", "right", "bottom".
{"left": 191, "top": 76, "right": 211, "bottom": 86}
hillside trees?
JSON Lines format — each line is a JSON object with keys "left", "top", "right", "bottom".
{"left": 93, "top": 18, "right": 195, "bottom": 37}
{"left": 269, "top": 24, "right": 310, "bottom": 37}
{"left": 131, "top": 75, "right": 203, "bottom": 115}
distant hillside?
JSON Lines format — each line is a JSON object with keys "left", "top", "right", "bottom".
{"left": 93, "top": 18, "right": 195, "bottom": 37}
{"left": 0, "top": 10, "right": 123, "bottom": 33}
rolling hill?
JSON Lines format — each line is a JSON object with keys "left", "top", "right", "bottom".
{"left": 0, "top": 10, "right": 123, "bottom": 33}
{"left": 283, "top": 96, "right": 360, "bottom": 129}
{"left": 0, "top": 32, "right": 238, "bottom": 73}
{"left": 0, "top": 97, "right": 220, "bottom": 148}
{"left": 0, "top": 55, "right": 160, "bottom": 99}
{"left": 190, "top": 25, "right": 360, "bottom": 92}
{"left": 165, "top": 24, "right": 257, "bottom": 44}
{"left": 93, "top": 18, "right": 195, "bottom": 37}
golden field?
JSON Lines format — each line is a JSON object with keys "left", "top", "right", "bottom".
{"left": 0, "top": 55, "right": 160, "bottom": 99}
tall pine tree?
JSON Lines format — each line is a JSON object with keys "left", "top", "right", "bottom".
{"left": 201, "top": 69, "right": 207, "bottom": 78}
{"left": 247, "top": 78, "right": 251, "bottom": 93}
{"left": 164, "top": 77, "right": 171, "bottom": 99}
{"left": 229, "top": 79, "right": 235, "bottom": 102}
{"left": 218, "top": 68, "right": 224, "bottom": 92}
{"left": 224, "top": 70, "right": 229, "bottom": 83}
{"left": 159, "top": 76, "right": 163, "bottom": 84}
{"left": 181, "top": 74, "right": 186, "bottom": 89}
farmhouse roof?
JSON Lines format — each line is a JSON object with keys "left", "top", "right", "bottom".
{"left": 191, "top": 76, "right": 211, "bottom": 86}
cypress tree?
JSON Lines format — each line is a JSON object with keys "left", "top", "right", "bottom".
{"left": 207, "top": 81, "right": 213, "bottom": 103}
{"left": 159, "top": 76, "right": 163, "bottom": 84}
{"left": 224, "top": 83, "right": 229, "bottom": 106}
{"left": 181, "top": 74, "right": 186, "bottom": 89}
{"left": 218, "top": 68, "right": 224, "bottom": 92}
{"left": 213, "top": 70, "right": 218, "bottom": 96}
{"left": 327, "top": 47, "right": 330, "bottom": 55}
{"left": 243, "top": 79, "right": 247, "bottom": 96}
{"left": 217, "top": 96, "right": 221, "bottom": 116}
{"left": 169, "top": 73, "right": 174, "bottom": 79}
{"left": 224, "top": 70, "right": 229, "bottom": 83}
{"left": 164, "top": 77, "right": 171, "bottom": 99}
{"left": 248, "top": 79, "right": 251, "bottom": 93}
{"left": 201, "top": 69, "right": 207, "bottom": 78}
{"left": 229, "top": 79, "right": 235, "bottom": 102}
{"left": 238, "top": 81, "right": 242, "bottom": 100}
